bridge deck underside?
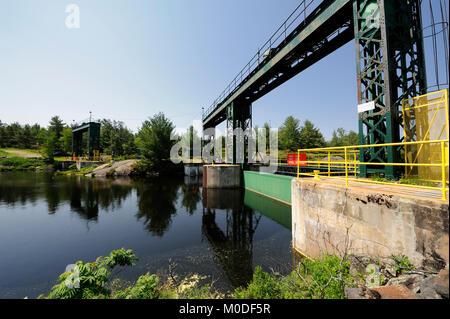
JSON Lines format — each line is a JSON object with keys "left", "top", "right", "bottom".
{"left": 203, "top": 0, "right": 353, "bottom": 129}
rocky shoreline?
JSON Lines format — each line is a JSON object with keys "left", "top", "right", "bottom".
{"left": 345, "top": 254, "right": 449, "bottom": 299}
{"left": 85, "top": 159, "right": 138, "bottom": 177}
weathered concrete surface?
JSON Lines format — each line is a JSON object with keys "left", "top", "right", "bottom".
{"left": 204, "top": 165, "right": 241, "bottom": 189}
{"left": 292, "top": 178, "right": 449, "bottom": 270}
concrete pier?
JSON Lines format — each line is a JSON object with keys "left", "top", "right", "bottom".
{"left": 291, "top": 178, "right": 449, "bottom": 270}
{"left": 203, "top": 165, "right": 241, "bottom": 189}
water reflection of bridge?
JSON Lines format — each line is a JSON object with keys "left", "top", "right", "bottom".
{"left": 201, "top": 186, "right": 293, "bottom": 288}
{"left": 202, "top": 188, "right": 260, "bottom": 288}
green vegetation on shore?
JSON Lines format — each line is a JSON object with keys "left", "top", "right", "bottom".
{"left": 0, "top": 157, "right": 46, "bottom": 172}
{"left": 39, "top": 248, "right": 356, "bottom": 299}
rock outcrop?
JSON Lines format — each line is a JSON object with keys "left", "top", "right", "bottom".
{"left": 87, "top": 160, "right": 138, "bottom": 177}
{"left": 345, "top": 254, "right": 449, "bottom": 299}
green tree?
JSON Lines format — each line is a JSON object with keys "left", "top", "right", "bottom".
{"left": 48, "top": 116, "right": 65, "bottom": 139}
{"left": 43, "top": 132, "right": 59, "bottom": 162}
{"left": 48, "top": 116, "right": 65, "bottom": 153}
{"left": 136, "top": 112, "right": 176, "bottom": 165}
{"left": 100, "top": 119, "right": 137, "bottom": 157}
{"left": 263, "top": 122, "right": 271, "bottom": 154}
{"left": 60, "top": 127, "right": 73, "bottom": 155}
{"left": 328, "top": 128, "right": 359, "bottom": 147}
{"left": 36, "top": 127, "right": 48, "bottom": 148}
{"left": 0, "top": 121, "right": 5, "bottom": 147}
{"left": 299, "top": 120, "right": 326, "bottom": 149}
{"left": 279, "top": 116, "right": 301, "bottom": 152}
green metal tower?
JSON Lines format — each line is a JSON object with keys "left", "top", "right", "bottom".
{"left": 226, "top": 100, "right": 252, "bottom": 164}
{"left": 72, "top": 121, "right": 101, "bottom": 159}
{"left": 353, "top": 0, "right": 427, "bottom": 179}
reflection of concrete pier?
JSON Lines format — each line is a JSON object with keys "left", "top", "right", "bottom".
{"left": 200, "top": 184, "right": 260, "bottom": 288}
{"left": 202, "top": 188, "right": 243, "bottom": 210}
{"left": 201, "top": 207, "right": 258, "bottom": 288}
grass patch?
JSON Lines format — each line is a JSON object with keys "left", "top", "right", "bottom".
{"left": 235, "top": 255, "right": 354, "bottom": 299}
{"left": 55, "top": 164, "right": 101, "bottom": 176}
{"left": 0, "top": 157, "right": 46, "bottom": 171}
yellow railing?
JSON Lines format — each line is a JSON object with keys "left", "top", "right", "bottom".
{"left": 278, "top": 150, "right": 358, "bottom": 173}
{"left": 296, "top": 139, "right": 449, "bottom": 200}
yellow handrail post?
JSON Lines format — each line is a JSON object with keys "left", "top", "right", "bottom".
{"left": 297, "top": 149, "right": 300, "bottom": 179}
{"left": 314, "top": 170, "right": 320, "bottom": 180}
{"left": 441, "top": 141, "right": 447, "bottom": 200}
{"left": 344, "top": 147, "right": 348, "bottom": 186}
{"left": 328, "top": 151, "right": 331, "bottom": 177}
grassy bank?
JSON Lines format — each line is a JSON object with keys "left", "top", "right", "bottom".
{"left": 54, "top": 164, "right": 101, "bottom": 176}
{"left": 0, "top": 157, "right": 47, "bottom": 172}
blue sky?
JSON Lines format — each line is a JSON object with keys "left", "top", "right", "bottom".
{"left": 0, "top": 0, "right": 447, "bottom": 140}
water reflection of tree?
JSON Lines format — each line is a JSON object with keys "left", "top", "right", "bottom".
{"left": 66, "top": 177, "right": 133, "bottom": 221}
{"left": 0, "top": 174, "right": 133, "bottom": 221}
{"left": 202, "top": 205, "right": 261, "bottom": 288}
{"left": 0, "top": 173, "right": 39, "bottom": 206}
{"left": 135, "top": 178, "right": 181, "bottom": 236}
{"left": 180, "top": 183, "right": 201, "bottom": 215}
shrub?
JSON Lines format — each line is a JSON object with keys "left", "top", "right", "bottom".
{"left": 114, "top": 273, "right": 161, "bottom": 299}
{"left": 42, "top": 248, "right": 138, "bottom": 299}
{"left": 234, "top": 266, "right": 281, "bottom": 299}
{"left": 235, "top": 256, "right": 354, "bottom": 299}
{"left": 390, "top": 254, "right": 414, "bottom": 275}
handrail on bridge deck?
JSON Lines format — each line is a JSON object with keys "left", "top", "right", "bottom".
{"left": 202, "top": 0, "right": 318, "bottom": 120}
{"left": 296, "top": 139, "right": 450, "bottom": 200}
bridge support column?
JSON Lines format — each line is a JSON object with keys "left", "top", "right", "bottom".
{"left": 226, "top": 100, "right": 252, "bottom": 164}
{"left": 202, "top": 126, "right": 215, "bottom": 163}
{"left": 353, "top": 0, "right": 426, "bottom": 179}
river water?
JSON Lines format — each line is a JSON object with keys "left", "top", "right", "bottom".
{"left": 0, "top": 172, "right": 294, "bottom": 299}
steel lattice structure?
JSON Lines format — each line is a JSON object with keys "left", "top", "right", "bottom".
{"left": 202, "top": 0, "right": 428, "bottom": 176}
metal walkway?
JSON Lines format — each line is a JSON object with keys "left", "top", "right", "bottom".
{"left": 202, "top": 0, "right": 353, "bottom": 129}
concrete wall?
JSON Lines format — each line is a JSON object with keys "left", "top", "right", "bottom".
{"left": 243, "top": 171, "right": 293, "bottom": 205}
{"left": 292, "top": 178, "right": 449, "bottom": 270}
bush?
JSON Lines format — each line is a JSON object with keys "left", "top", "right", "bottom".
{"left": 40, "top": 249, "right": 356, "bottom": 300}
{"left": 42, "top": 248, "right": 138, "bottom": 299}
{"left": 234, "top": 266, "right": 281, "bottom": 299}
{"left": 235, "top": 256, "right": 354, "bottom": 299}
{"left": 114, "top": 273, "right": 161, "bottom": 299}
{"left": 390, "top": 254, "right": 414, "bottom": 275}
{"left": 130, "top": 159, "right": 183, "bottom": 176}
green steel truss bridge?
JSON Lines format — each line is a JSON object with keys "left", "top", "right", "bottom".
{"left": 202, "top": 0, "right": 427, "bottom": 178}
